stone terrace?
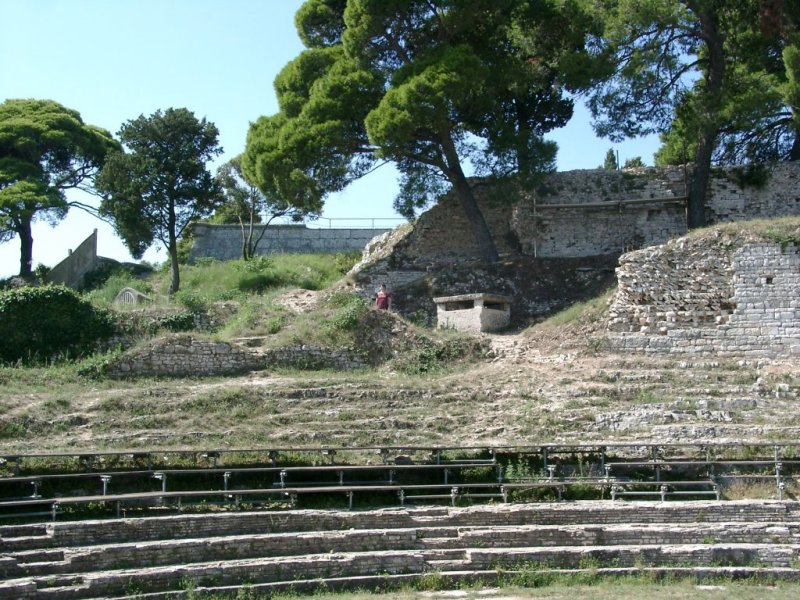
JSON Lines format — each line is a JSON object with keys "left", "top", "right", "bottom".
{"left": 2, "top": 501, "right": 800, "bottom": 598}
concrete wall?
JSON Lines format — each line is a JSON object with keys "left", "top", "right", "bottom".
{"left": 188, "top": 224, "right": 393, "bottom": 262}
{"left": 435, "top": 295, "right": 511, "bottom": 332}
{"left": 45, "top": 229, "right": 99, "bottom": 289}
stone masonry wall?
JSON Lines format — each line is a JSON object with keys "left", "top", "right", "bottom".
{"left": 608, "top": 238, "right": 800, "bottom": 357}
{"left": 106, "top": 336, "right": 365, "bottom": 377}
{"left": 106, "top": 335, "right": 264, "bottom": 377}
{"left": 363, "top": 162, "right": 799, "bottom": 267}
{"left": 189, "top": 224, "right": 392, "bottom": 262}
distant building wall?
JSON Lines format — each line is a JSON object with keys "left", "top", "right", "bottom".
{"left": 188, "top": 224, "right": 394, "bottom": 262}
{"left": 46, "top": 229, "right": 99, "bottom": 289}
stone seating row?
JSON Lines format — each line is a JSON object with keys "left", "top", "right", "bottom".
{"left": 4, "top": 440, "right": 798, "bottom": 477}
{"left": 2, "top": 501, "right": 800, "bottom": 599}
{"left": 0, "top": 475, "right": 731, "bottom": 522}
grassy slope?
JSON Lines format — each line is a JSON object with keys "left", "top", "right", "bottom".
{"left": 1, "top": 219, "right": 799, "bottom": 456}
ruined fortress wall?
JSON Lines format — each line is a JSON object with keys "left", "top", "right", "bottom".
{"left": 188, "top": 224, "right": 392, "bottom": 262}
{"left": 189, "top": 164, "right": 799, "bottom": 267}
{"left": 608, "top": 240, "right": 800, "bottom": 357}
{"left": 390, "top": 162, "right": 800, "bottom": 264}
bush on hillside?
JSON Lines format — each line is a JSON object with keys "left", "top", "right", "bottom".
{"left": 0, "top": 285, "right": 115, "bottom": 364}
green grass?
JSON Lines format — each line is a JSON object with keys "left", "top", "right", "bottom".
{"left": 186, "top": 579, "right": 800, "bottom": 600}
{"left": 531, "top": 287, "right": 615, "bottom": 329}
{"left": 684, "top": 216, "right": 800, "bottom": 248}
{"left": 161, "top": 253, "right": 358, "bottom": 301}
{"left": 83, "top": 252, "right": 360, "bottom": 308}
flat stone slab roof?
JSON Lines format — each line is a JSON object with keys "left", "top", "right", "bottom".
{"left": 433, "top": 293, "right": 512, "bottom": 304}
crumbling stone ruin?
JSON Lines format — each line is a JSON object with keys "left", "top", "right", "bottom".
{"left": 608, "top": 232, "right": 800, "bottom": 357}
{"left": 350, "top": 163, "right": 800, "bottom": 324}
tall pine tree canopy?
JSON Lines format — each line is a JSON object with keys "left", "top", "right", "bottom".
{"left": 583, "top": 0, "right": 799, "bottom": 228}
{"left": 244, "top": 0, "right": 585, "bottom": 262}
{"left": 0, "top": 99, "right": 117, "bottom": 277}
{"left": 97, "top": 108, "right": 222, "bottom": 295}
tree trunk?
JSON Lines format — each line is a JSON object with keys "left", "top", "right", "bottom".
{"left": 453, "top": 175, "right": 499, "bottom": 262}
{"left": 239, "top": 216, "right": 250, "bottom": 261}
{"left": 17, "top": 218, "right": 34, "bottom": 278}
{"left": 440, "top": 134, "right": 499, "bottom": 263}
{"left": 687, "top": 6, "right": 725, "bottom": 229}
{"left": 167, "top": 211, "right": 181, "bottom": 294}
{"left": 789, "top": 124, "right": 800, "bottom": 161}
{"left": 168, "top": 241, "right": 180, "bottom": 295}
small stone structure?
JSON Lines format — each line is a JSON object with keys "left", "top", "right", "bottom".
{"left": 434, "top": 293, "right": 511, "bottom": 332}
{"left": 113, "top": 287, "right": 152, "bottom": 306}
{"left": 106, "top": 335, "right": 264, "bottom": 377}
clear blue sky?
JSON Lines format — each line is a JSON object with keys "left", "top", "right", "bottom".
{"left": 0, "top": 0, "right": 658, "bottom": 278}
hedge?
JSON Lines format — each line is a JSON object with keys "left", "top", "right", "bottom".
{"left": 0, "top": 285, "right": 114, "bottom": 363}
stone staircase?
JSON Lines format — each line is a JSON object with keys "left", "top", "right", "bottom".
{"left": 2, "top": 501, "right": 800, "bottom": 599}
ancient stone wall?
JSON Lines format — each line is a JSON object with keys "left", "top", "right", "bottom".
{"left": 608, "top": 238, "right": 800, "bottom": 356}
{"left": 106, "top": 335, "right": 264, "bottom": 377}
{"left": 351, "top": 163, "right": 799, "bottom": 325}
{"left": 357, "top": 162, "right": 799, "bottom": 269}
{"left": 105, "top": 336, "right": 365, "bottom": 377}
{"left": 188, "top": 224, "right": 392, "bottom": 262}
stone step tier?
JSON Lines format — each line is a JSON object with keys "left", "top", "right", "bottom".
{"left": 2, "top": 500, "right": 800, "bottom": 599}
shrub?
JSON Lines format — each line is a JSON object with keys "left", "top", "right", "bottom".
{"left": 158, "top": 312, "right": 196, "bottom": 332}
{"left": 237, "top": 272, "right": 283, "bottom": 293}
{"left": 326, "top": 293, "right": 369, "bottom": 331}
{"left": 172, "top": 290, "right": 208, "bottom": 313}
{"left": 393, "top": 335, "right": 483, "bottom": 375}
{"left": 83, "top": 267, "right": 153, "bottom": 306}
{"left": 0, "top": 285, "right": 115, "bottom": 364}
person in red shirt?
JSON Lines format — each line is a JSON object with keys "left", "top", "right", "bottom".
{"left": 375, "top": 283, "right": 392, "bottom": 310}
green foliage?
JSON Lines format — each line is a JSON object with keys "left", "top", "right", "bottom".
{"left": 602, "top": 148, "right": 618, "bottom": 170}
{"left": 237, "top": 255, "right": 274, "bottom": 273}
{"left": 75, "top": 346, "right": 124, "bottom": 379}
{"left": 0, "top": 99, "right": 118, "bottom": 277}
{"left": 237, "top": 273, "right": 283, "bottom": 294}
{"left": 393, "top": 334, "right": 481, "bottom": 376}
{"left": 97, "top": 108, "right": 223, "bottom": 294}
{"left": 172, "top": 290, "right": 208, "bottom": 313}
{"left": 326, "top": 293, "right": 368, "bottom": 331}
{"left": 157, "top": 312, "right": 196, "bottom": 332}
{"left": 728, "top": 163, "right": 771, "bottom": 189}
{"left": 245, "top": 0, "right": 585, "bottom": 263}
{"left": 587, "top": 0, "right": 800, "bottom": 225}
{"left": 0, "top": 285, "right": 114, "bottom": 364}
{"left": 82, "top": 265, "right": 153, "bottom": 306}
{"left": 623, "top": 156, "right": 645, "bottom": 168}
